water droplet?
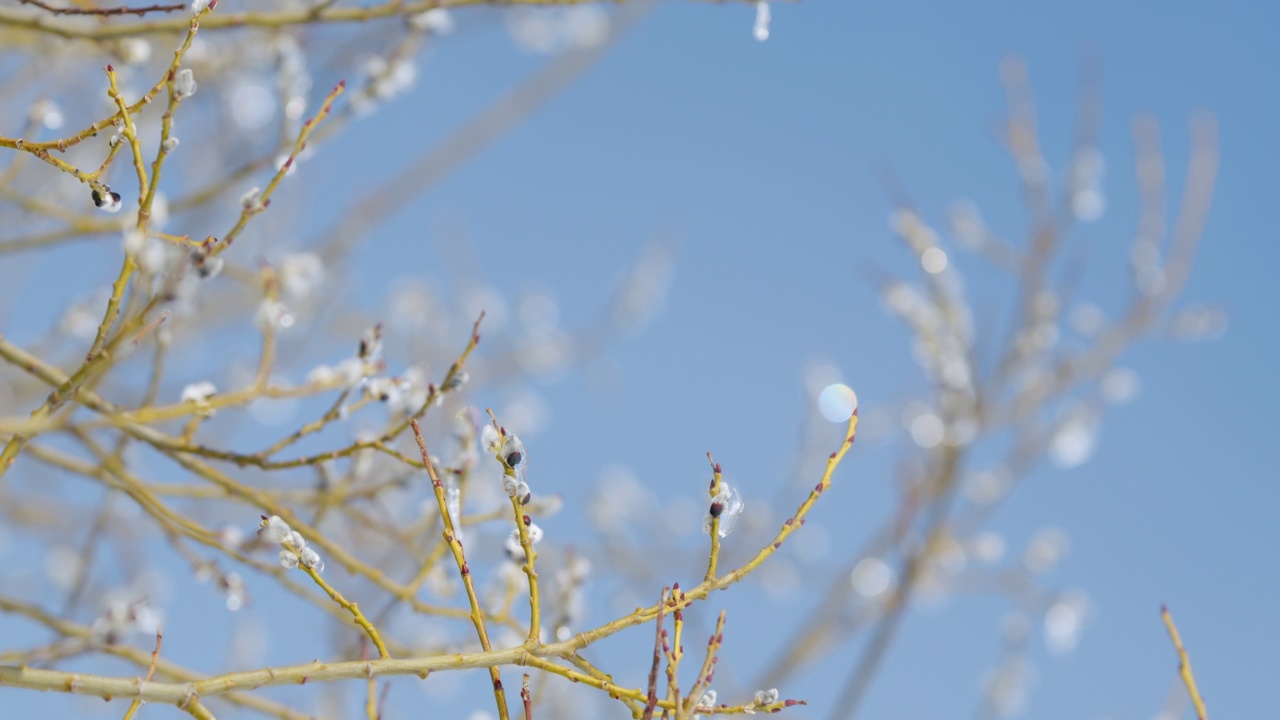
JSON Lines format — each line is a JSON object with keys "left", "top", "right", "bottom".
{"left": 818, "top": 383, "right": 858, "bottom": 422}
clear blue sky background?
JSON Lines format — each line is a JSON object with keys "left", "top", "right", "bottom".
{"left": 5, "top": 1, "right": 1279, "bottom": 719}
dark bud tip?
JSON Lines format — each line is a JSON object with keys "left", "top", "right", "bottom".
{"left": 521, "top": 492, "right": 531, "bottom": 504}
{"left": 91, "top": 189, "right": 104, "bottom": 206}
{"left": 709, "top": 500, "right": 725, "bottom": 518}
{"left": 714, "top": 463, "right": 721, "bottom": 474}
{"left": 505, "top": 451, "right": 522, "bottom": 467}
{"left": 522, "top": 514, "right": 531, "bottom": 526}
{"left": 106, "top": 64, "right": 114, "bottom": 72}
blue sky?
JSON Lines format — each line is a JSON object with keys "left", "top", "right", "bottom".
{"left": 4, "top": 1, "right": 1278, "bottom": 718}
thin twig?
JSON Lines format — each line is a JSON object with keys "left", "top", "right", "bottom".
{"left": 17, "top": 0, "right": 185, "bottom": 17}
{"left": 1161, "top": 605, "right": 1208, "bottom": 720}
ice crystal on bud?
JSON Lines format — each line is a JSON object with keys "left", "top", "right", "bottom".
{"left": 255, "top": 300, "right": 294, "bottom": 330}
{"left": 92, "top": 188, "right": 123, "bottom": 213}
{"left": 480, "top": 424, "right": 502, "bottom": 453}
{"left": 259, "top": 515, "right": 291, "bottom": 542}
{"left": 193, "top": 252, "right": 224, "bottom": 280}
{"left": 703, "top": 481, "right": 744, "bottom": 537}
{"left": 364, "top": 377, "right": 404, "bottom": 404}
{"left": 174, "top": 68, "right": 197, "bottom": 99}
{"left": 180, "top": 381, "right": 217, "bottom": 403}
{"left": 162, "top": 136, "right": 179, "bottom": 153}
{"left": 505, "top": 523, "right": 543, "bottom": 561}
{"left": 357, "top": 324, "right": 383, "bottom": 361}
{"left": 502, "top": 474, "right": 520, "bottom": 498}
{"left": 753, "top": 688, "right": 779, "bottom": 706}
{"left": 696, "top": 689, "right": 717, "bottom": 710}
{"left": 240, "top": 186, "right": 264, "bottom": 212}
{"left": 260, "top": 516, "right": 323, "bottom": 572}
{"left": 299, "top": 547, "right": 324, "bottom": 573}
{"left": 753, "top": 1, "right": 771, "bottom": 42}
{"left": 446, "top": 485, "right": 463, "bottom": 542}
{"left": 500, "top": 433, "right": 527, "bottom": 471}
{"left": 442, "top": 370, "right": 469, "bottom": 391}
{"left": 91, "top": 597, "right": 161, "bottom": 645}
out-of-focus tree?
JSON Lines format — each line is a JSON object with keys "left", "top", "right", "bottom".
{"left": 0, "top": 2, "right": 1219, "bottom": 719}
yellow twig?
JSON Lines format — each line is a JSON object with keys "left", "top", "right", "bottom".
{"left": 704, "top": 453, "right": 722, "bottom": 582}
{"left": 1161, "top": 605, "right": 1208, "bottom": 720}
{"left": 682, "top": 611, "right": 725, "bottom": 718}
{"left": 303, "top": 565, "right": 389, "bottom": 659}
{"left": 120, "top": 631, "right": 163, "bottom": 720}
{"left": 214, "top": 79, "right": 345, "bottom": 254}
{"left": 412, "top": 418, "right": 510, "bottom": 720}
